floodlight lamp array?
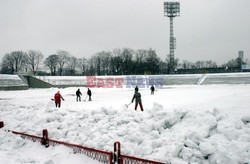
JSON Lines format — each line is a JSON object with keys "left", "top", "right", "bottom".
{"left": 164, "top": 2, "right": 180, "bottom": 17}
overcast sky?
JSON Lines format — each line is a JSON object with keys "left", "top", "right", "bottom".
{"left": 0, "top": 0, "right": 250, "bottom": 65}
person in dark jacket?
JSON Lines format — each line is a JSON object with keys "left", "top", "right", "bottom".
{"left": 135, "top": 85, "right": 138, "bottom": 91}
{"left": 76, "top": 89, "right": 82, "bottom": 102}
{"left": 131, "top": 87, "right": 143, "bottom": 111}
{"left": 150, "top": 85, "right": 155, "bottom": 95}
{"left": 54, "top": 91, "right": 64, "bottom": 108}
{"left": 87, "top": 88, "right": 92, "bottom": 101}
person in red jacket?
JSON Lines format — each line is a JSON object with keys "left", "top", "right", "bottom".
{"left": 54, "top": 91, "right": 64, "bottom": 108}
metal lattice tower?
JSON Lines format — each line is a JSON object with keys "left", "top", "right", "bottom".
{"left": 164, "top": 2, "right": 180, "bottom": 74}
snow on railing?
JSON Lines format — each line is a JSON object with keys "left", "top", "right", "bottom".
{"left": 114, "top": 142, "right": 165, "bottom": 164}
{"left": 48, "top": 139, "right": 112, "bottom": 164}
{"left": 9, "top": 129, "right": 113, "bottom": 164}
{"left": 0, "top": 74, "right": 27, "bottom": 86}
{"left": 0, "top": 74, "right": 21, "bottom": 79}
{"left": 0, "top": 122, "right": 165, "bottom": 164}
{"left": 35, "top": 76, "right": 87, "bottom": 86}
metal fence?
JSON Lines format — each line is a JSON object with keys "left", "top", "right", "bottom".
{"left": 114, "top": 142, "right": 165, "bottom": 164}
{"left": 0, "top": 122, "right": 166, "bottom": 164}
{"left": 10, "top": 129, "right": 113, "bottom": 164}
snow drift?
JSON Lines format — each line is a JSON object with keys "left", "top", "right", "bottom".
{"left": 0, "top": 85, "right": 250, "bottom": 163}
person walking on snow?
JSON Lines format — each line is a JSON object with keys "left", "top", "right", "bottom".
{"left": 76, "top": 89, "right": 82, "bottom": 101}
{"left": 54, "top": 91, "right": 64, "bottom": 108}
{"left": 87, "top": 88, "right": 92, "bottom": 101}
{"left": 150, "top": 85, "right": 155, "bottom": 95}
{"left": 131, "top": 87, "right": 144, "bottom": 111}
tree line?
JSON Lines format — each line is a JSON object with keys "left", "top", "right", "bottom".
{"left": 0, "top": 48, "right": 246, "bottom": 76}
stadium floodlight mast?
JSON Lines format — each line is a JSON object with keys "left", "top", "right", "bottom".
{"left": 164, "top": 2, "right": 180, "bottom": 74}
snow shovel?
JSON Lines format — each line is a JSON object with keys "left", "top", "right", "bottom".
{"left": 83, "top": 95, "right": 88, "bottom": 102}
{"left": 123, "top": 102, "right": 132, "bottom": 110}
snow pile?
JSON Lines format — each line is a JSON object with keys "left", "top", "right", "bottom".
{"left": 169, "top": 108, "right": 250, "bottom": 164}
{"left": 1, "top": 85, "right": 250, "bottom": 163}
{"left": 1, "top": 101, "right": 250, "bottom": 163}
{"left": 0, "top": 130, "right": 99, "bottom": 164}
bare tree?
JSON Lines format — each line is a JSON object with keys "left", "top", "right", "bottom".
{"left": 1, "top": 53, "right": 15, "bottom": 74}
{"left": 100, "top": 51, "right": 111, "bottom": 75}
{"left": 44, "top": 54, "right": 59, "bottom": 75}
{"left": 78, "top": 57, "right": 88, "bottom": 75}
{"left": 12, "top": 51, "right": 27, "bottom": 73}
{"left": 87, "top": 57, "right": 96, "bottom": 75}
{"left": 144, "top": 49, "right": 160, "bottom": 74}
{"left": 26, "top": 50, "right": 44, "bottom": 75}
{"left": 1, "top": 51, "right": 27, "bottom": 74}
{"left": 57, "top": 50, "right": 70, "bottom": 76}
{"left": 66, "top": 56, "right": 78, "bottom": 75}
{"left": 159, "top": 59, "right": 168, "bottom": 74}
{"left": 204, "top": 60, "right": 217, "bottom": 68}
{"left": 111, "top": 49, "right": 123, "bottom": 75}
{"left": 134, "top": 49, "right": 147, "bottom": 74}
{"left": 91, "top": 54, "right": 101, "bottom": 75}
{"left": 181, "top": 60, "right": 193, "bottom": 69}
{"left": 121, "top": 48, "right": 133, "bottom": 74}
{"left": 195, "top": 61, "right": 205, "bottom": 68}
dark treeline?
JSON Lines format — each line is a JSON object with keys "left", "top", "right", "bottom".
{"left": 0, "top": 48, "right": 247, "bottom": 76}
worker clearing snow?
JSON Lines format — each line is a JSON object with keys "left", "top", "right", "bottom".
{"left": 131, "top": 87, "right": 144, "bottom": 111}
{"left": 54, "top": 91, "right": 65, "bottom": 108}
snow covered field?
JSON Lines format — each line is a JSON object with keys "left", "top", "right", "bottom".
{"left": 1, "top": 84, "right": 250, "bottom": 163}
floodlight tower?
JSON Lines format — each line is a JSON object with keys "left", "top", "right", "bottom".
{"left": 164, "top": 2, "right": 180, "bottom": 74}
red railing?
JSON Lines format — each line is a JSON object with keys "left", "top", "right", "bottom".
{"left": 48, "top": 139, "right": 113, "bottom": 164}
{"left": 9, "top": 129, "right": 113, "bottom": 164}
{"left": 0, "top": 121, "right": 4, "bottom": 128}
{"left": 120, "top": 155, "right": 165, "bottom": 164}
{"left": 114, "top": 142, "right": 165, "bottom": 164}
{"left": 1, "top": 121, "right": 166, "bottom": 164}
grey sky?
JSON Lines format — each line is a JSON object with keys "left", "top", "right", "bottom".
{"left": 0, "top": 0, "right": 249, "bottom": 65}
